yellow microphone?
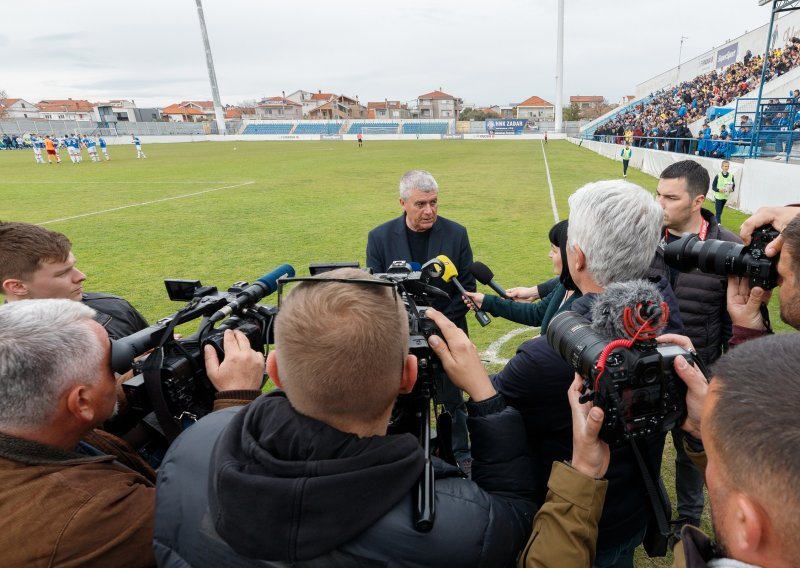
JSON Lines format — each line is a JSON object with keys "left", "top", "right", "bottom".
{"left": 435, "top": 255, "right": 491, "bottom": 327}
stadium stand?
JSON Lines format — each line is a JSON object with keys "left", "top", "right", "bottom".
{"left": 588, "top": 37, "right": 800, "bottom": 158}
{"left": 346, "top": 122, "right": 399, "bottom": 134}
{"left": 402, "top": 122, "right": 448, "bottom": 135}
{"left": 293, "top": 122, "right": 343, "bottom": 135}
{"left": 242, "top": 123, "right": 294, "bottom": 135}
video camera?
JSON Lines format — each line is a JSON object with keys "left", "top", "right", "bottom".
{"left": 546, "top": 282, "right": 691, "bottom": 446}
{"left": 109, "top": 265, "right": 293, "bottom": 442}
{"left": 664, "top": 224, "right": 780, "bottom": 289}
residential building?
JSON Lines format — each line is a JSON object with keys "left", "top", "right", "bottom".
{"left": 37, "top": 99, "right": 94, "bottom": 121}
{"left": 307, "top": 95, "right": 366, "bottom": 120}
{"left": 416, "top": 90, "right": 463, "bottom": 119}
{"left": 366, "top": 101, "right": 409, "bottom": 119}
{"left": 224, "top": 106, "right": 257, "bottom": 120}
{"left": 515, "top": 96, "right": 555, "bottom": 121}
{"left": 570, "top": 95, "right": 605, "bottom": 111}
{"left": 0, "top": 98, "right": 40, "bottom": 119}
{"left": 161, "top": 103, "right": 206, "bottom": 122}
{"left": 255, "top": 97, "right": 302, "bottom": 120}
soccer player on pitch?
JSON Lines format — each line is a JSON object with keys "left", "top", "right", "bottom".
{"left": 131, "top": 134, "right": 146, "bottom": 159}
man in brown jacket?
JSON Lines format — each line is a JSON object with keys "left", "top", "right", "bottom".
{"left": 518, "top": 333, "right": 800, "bottom": 567}
{"left": 0, "top": 299, "right": 264, "bottom": 567}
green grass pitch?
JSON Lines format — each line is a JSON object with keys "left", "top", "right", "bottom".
{"left": 0, "top": 139, "right": 787, "bottom": 566}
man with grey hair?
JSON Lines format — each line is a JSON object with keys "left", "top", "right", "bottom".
{"left": 0, "top": 299, "right": 264, "bottom": 567}
{"left": 492, "top": 180, "right": 685, "bottom": 568}
{"left": 366, "top": 169, "right": 476, "bottom": 469}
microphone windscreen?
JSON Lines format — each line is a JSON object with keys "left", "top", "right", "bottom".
{"left": 469, "top": 261, "right": 494, "bottom": 285}
{"left": 590, "top": 280, "right": 664, "bottom": 340}
{"left": 435, "top": 255, "right": 459, "bottom": 282}
{"left": 256, "top": 264, "right": 296, "bottom": 294}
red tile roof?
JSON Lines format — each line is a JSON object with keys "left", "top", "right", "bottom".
{"left": 0, "top": 98, "right": 21, "bottom": 106}
{"left": 310, "top": 93, "right": 335, "bottom": 101}
{"left": 37, "top": 99, "right": 94, "bottom": 112}
{"left": 366, "top": 101, "right": 407, "bottom": 109}
{"left": 260, "top": 97, "right": 302, "bottom": 106}
{"left": 518, "top": 96, "right": 554, "bottom": 107}
{"left": 224, "top": 107, "right": 257, "bottom": 119}
{"left": 161, "top": 103, "right": 205, "bottom": 116}
{"left": 418, "top": 90, "right": 457, "bottom": 100}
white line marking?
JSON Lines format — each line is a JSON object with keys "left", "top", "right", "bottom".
{"left": 482, "top": 326, "right": 539, "bottom": 365}
{"left": 541, "top": 140, "right": 560, "bottom": 222}
{"left": 38, "top": 181, "right": 256, "bottom": 225}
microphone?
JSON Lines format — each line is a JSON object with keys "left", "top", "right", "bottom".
{"left": 209, "top": 264, "right": 295, "bottom": 323}
{"left": 590, "top": 280, "right": 668, "bottom": 340}
{"left": 469, "top": 261, "right": 509, "bottom": 299}
{"left": 436, "top": 255, "right": 491, "bottom": 327}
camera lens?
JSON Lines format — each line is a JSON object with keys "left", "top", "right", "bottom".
{"left": 664, "top": 234, "right": 749, "bottom": 277}
{"left": 546, "top": 311, "right": 609, "bottom": 378}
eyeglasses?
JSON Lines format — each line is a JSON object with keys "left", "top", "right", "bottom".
{"left": 276, "top": 276, "right": 398, "bottom": 307}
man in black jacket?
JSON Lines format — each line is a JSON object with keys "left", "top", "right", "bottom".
{"left": 366, "top": 170, "right": 475, "bottom": 468}
{"left": 154, "top": 268, "right": 536, "bottom": 567}
{"left": 652, "top": 160, "right": 741, "bottom": 533}
{"left": 491, "top": 180, "right": 683, "bottom": 568}
{"left": 0, "top": 221, "right": 148, "bottom": 339}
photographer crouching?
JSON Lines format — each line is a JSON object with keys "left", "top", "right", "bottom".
{"left": 0, "top": 299, "right": 263, "bottom": 567}
{"left": 154, "top": 268, "right": 537, "bottom": 567}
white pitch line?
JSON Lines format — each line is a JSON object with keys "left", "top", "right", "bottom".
{"left": 38, "top": 181, "right": 256, "bottom": 225}
{"left": 482, "top": 326, "right": 538, "bottom": 365}
{"left": 541, "top": 140, "right": 560, "bottom": 223}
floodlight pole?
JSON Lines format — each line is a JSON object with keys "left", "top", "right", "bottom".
{"left": 677, "top": 36, "right": 688, "bottom": 78}
{"left": 554, "top": 0, "right": 564, "bottom": 134}
{"left": 194, "top": 0, "right": 227, "bottom": 135}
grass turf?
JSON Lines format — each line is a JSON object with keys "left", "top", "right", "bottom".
{"left": 0, "top": 139, "right": 789, "bottom": 566}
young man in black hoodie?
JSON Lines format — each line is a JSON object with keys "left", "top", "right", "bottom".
{"left": 154, "top": 268, "right": 537, "bottom": 567}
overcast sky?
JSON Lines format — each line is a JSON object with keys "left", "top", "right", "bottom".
{"left": 0, "top": 1, "right": 773, "bottom": 109}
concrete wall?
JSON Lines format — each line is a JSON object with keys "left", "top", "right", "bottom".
{"left": 569, "top": 137, "right": 800, "bottom": 213}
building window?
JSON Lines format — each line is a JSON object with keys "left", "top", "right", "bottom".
{"left": 58, "top": 114, "right": 65, "bottom": 119}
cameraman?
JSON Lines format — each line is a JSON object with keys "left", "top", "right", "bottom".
{"left": 154, "top": 268, "right": 537, "bottom": 567}
{"left": 0, "top": 300, "right": 263, "bottom": 567}
{"left": 491, "top": 180, "right": 685, "bottom": 568}
{"left": 728, "top": 206, "right": 800, "bottom": 340}
{"left": 0, "top": 221, "right": 148, "bottom": 339}
{"left": 521, "top": 332, "right": 800, "bottom": 567}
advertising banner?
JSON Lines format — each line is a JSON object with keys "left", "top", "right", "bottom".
{"left": 716, "top": 43, "right": 738, "bottom": 69}
{"left": 485, "top": 118, "right": 528, "bottom": 134}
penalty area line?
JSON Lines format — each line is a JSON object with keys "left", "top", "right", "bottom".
{"left": 541, "top": 141, "right": 560, "bottom": 223}
{"left": 482, "top": 326, "right": 538, "bottom": 366}
{"left": 38, "top": 181, "right": 256, "bottom": 226}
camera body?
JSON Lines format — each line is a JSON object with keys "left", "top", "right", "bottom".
{"left": 547, "top": 311, "right": 689, "bottom": 446}
{"left": 664, "top": 224, "right": 780, "bottom": 289}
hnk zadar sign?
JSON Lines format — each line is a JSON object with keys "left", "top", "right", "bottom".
{"left": 486, "top": 119, "right": 528, "bottom": 134}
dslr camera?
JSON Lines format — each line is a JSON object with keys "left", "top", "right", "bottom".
{"left": 547, "top": 296, "right": 690, "bottom": 446}
{"left": 664, "top": 224, "right": 780, "bottom": 289}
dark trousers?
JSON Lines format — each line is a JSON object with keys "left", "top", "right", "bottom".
{"left": 671, "top": 428, "right": 706, "bottom": 520}
{"left": 715, "top": 198, "right": 727, "bottom": 224}
{"left": 435, "top": 373, "right": 470, "bottom": 462}
{"left": 622, "top": 160, "right": 630, "bottom": 176}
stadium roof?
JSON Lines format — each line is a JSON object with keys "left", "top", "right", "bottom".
{"left": 518, "top": 96, "right": 554, "bottom": 107}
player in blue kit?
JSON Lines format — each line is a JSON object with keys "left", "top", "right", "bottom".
{"left": 67, "top": 134, "right": 81, "bottom": 163}
{"left": 96, "top": 135, "right": 110, "bottom": 161}
{"left": 84, "top": 136, "right": 99, "bottom": 162}
{"left": 131, "top": 134, "right": 146, "bottom": 159}
{"left": 30, "top": 135, "right": 45, "bottom": 164}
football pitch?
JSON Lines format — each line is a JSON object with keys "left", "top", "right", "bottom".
{"left": 0, "top": 139, "right": 777, "bottom": 356}
{"left": 0, "top": 139, "right": 781, "bottom": 566}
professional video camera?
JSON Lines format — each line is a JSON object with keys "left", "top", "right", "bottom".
{"left": 109, "top": 265, "right": 293, "bottom": 444}
{"left": 546, "top": 281, "right": 691, "bottom": 446}
{"left": 664, "top": 224, "right": 780, "bottom": 289}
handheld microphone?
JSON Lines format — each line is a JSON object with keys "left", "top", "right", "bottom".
{"left": 469, "top": 261, "right": 509, "bottom": 299}
{"left": 590, "top": 280, "right": 668, "bottom": 340}
{"left": 209, "top": 264, "right": 295, "bottom": 323}
{"left": 436, "top": 255, "right": 491, "bottom": 327}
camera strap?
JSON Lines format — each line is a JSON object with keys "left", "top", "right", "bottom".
{"left": 141, "top": 313, "right": 186, "bottom": 443}
{"left": 631, "top": 438, "right": 672, "bottom": 557}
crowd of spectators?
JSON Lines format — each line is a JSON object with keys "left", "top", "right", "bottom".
{"left": 592, "top": 37, "right": 800, "bottom": 157}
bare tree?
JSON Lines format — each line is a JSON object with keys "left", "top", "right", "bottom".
{"left": 0, "top": 90, "right": 8, "bottom": 119}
